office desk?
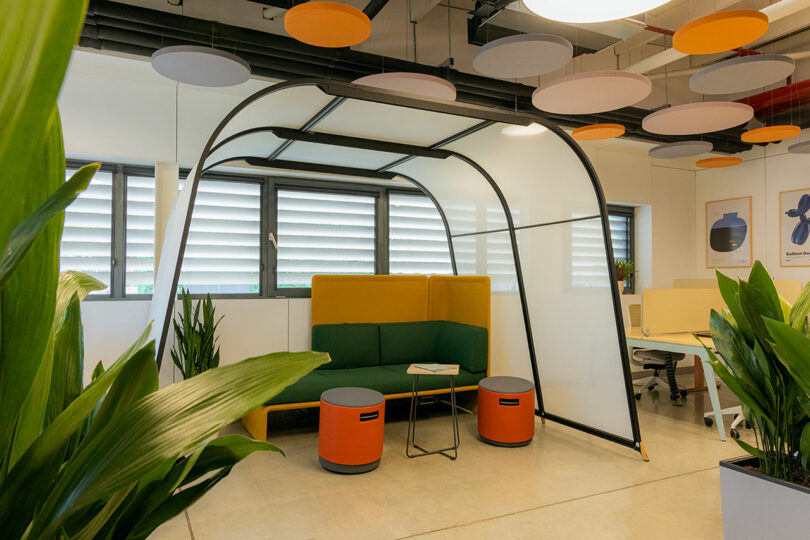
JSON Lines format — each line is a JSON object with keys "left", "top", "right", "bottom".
{"left": 625, "top": 329, "right": 726, "bottom": 441}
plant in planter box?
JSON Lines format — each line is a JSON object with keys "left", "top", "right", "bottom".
{"left": 701, "top": 262, "right": 810, "bottom": 537}
{"left": 613, "top": 258, "right": 635, "bottom": 293}
{"left": 172, "top": 289, "right": 223, "bottom": 379}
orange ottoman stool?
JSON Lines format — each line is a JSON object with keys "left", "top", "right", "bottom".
{"left": 478, "top": 376, "right": 535, "bottom": 447}
{"left": 318, "top": 387, "right": 385, "bottom": 474}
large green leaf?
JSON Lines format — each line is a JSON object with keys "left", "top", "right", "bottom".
{"left": 715, "top": 270, "right": 753, "bottom": 343}
{"left": 54, "top": 271, "right": 106, "bottom": 331}
{"left": 0, "top": 110, "right": 65, "bottom": 478}
{"left": 765, "top": 318, "right": 810, "bottom": 396}
{"left": 0, "top": 326, "right": 152, "bottom": 539}
{"left": 747, "top": 261, "right": 782, "bottom": 323}
{"left": 0, "top": 162, "right": 98, "bottom": 289}
{"left": 47, "top": 295, "right": 84, "bottom": 429}
{"left": 31, "top": 350, "right": 329, "bottom": 537}
{"left": 790, "top": 281, "right": 810, "bottom": 330}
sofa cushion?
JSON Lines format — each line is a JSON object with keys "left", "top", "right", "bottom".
{"left": 311, "top": 323, "right": 380, "bottom": 369}
{"left": 378, "top": 321, "right": 439, "bottom": 365}
{"left": 435, "top": 321, "right": 488, "bottom": 374}
{"left": 265, "top": 365, "right": 485, "bottom": 405}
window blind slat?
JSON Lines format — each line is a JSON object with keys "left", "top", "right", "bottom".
{"left": 389, "top": 193, "right": 452, "bottom": 276}
{"left": 126, "top": 175, "right": 155, "bottom": 295}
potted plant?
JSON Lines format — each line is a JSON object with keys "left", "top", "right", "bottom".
{"left": 702, "top": 262, "right": 809, "bottom": 538}
{"left": 613, "top": 258, "right": 635, "bottom": 294}
{"left": 172, "top": 288, "right": 223, "bottom": 379}
{"left": 0, "top": 2, "right": 329, "bottom": 537}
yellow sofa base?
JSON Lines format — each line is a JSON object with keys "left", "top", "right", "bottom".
{"left": 241, "top": 385, "right": 479, "bottom": 440}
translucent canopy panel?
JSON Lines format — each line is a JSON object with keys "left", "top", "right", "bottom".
{"left": 316, "top": 98, "right": 483, "bottom": 146}
{"left": 204, "top": 130, "right": 284, "bottom": 169}
{"left": 444, "top": 123, "right": 601, "bottom": 226}
{"left": 280, "top": 141, "right": 405, "bottom": 170}
{"left": 213, "top": 84, "right": 335, "bottom": 145}
{"left": 393, "top": 155, "right": 511, "bottom": 235}
{"left": 516, "top": 220, "right": 633, "bottom": 441}
{"left": 451, "top": 231, "right": 518, "bottom": 291}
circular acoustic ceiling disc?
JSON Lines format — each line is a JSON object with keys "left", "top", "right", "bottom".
{"left": 642, "top": 102, "right": 754, "bottom": 135}
{"left": 151, "top": 46, "right": 250, "bottom": 87}
{"left": 648, "top": 141, "right": 714, "bottom": 159}
{"left": 532, "top": 71, "right": 652, "bottom": 114}
{"left": 502, "top": 122, "right": 549, "bottom": 136}
{"left": 284, "top": 1, "right": 371, "bottom": 48}
{"left": 572, "top": 124, "right": 625, "bottom": 141}
{"left": 788, "top": 140, "right": 810, "bottom": 154}
{"left": 472, "top": 34, "right": 573, "bottom": 79}
{"left": 674, "top": 10, "right": 769, "bottom": 55}
{"left": 353, "top": 73, "right": 457, "bottom": 101}
{"left": 696, "top": 157, "right": 743, "bottom": 168}
{"left": 521, "top": 0, "right": 671, "bottom": 24}
{"left": 690, "top": 54, "right": 795, "bottom": 95}
{"left": 741, "top": 125, "right": 801, "bottom": 143}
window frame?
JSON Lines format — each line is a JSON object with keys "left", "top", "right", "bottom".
{"left": 65, "top": 159, "right": 155, "bottom": 301}
{"left": 607, "top": 204, "right": 635, "bottom": 295}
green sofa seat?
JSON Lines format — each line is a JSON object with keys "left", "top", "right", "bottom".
{"left": 265, "top": 320, "right": 488, "bottom": 406}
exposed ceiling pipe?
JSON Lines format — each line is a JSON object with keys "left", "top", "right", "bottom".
{"left": 624, "top": 0, "right": 810, "bottom": 74}
{"left": 736, "top": 79, "right": 810, "bottom": 120}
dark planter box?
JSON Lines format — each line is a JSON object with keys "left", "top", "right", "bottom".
{"left": 719, "top": 455, "right": 810, "bottom": 539}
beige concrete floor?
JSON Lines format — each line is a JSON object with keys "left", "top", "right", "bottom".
{"left": 152, "top": 383, "right": 751, "bottom": 540}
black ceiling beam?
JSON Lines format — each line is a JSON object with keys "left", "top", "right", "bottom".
{"left": 79, "top": 0, "right": 753, "bottom": 154}
{"left": 268, "top": 126, "right": 453, "bottom": 158}
{"left": 245, "top": 157, "right": 398, "bottom": 180}
{"left": 362, "top": 0, "right": 389, "bottom": 19}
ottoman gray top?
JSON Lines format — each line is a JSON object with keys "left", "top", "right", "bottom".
{"left": 321, "top": 387, "right": 384, "bottom": 408}
{"left": 479, "top": 376, "right": 534, "bottom": 394}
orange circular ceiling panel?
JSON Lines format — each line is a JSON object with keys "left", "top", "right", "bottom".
{"left": 696, "top": 157, "right": 743, "bottom": 168}
{"left": 285, "top": 2, "right": 371, "bottom": 48}
{"left": 741, "top": 125, "right": 801, "bottom": 143}
{"left": 572, "top": 124, "right": 625, "bottom": 141}
{"left": 674, "top": 10, "right": 769, "bottom": 55}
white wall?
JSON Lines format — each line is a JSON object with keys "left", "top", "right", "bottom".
{"left": 695, "top": 137, "right": 810, "bottom": 284}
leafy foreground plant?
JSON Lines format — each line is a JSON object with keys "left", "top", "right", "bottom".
{"left": 703, "top": 261, "right": 810, "bottom": 487}
{"left": 613, "top": 258, "right": 635, "bottom": 283}
{"left": 0, "top": 2, "right": 329, "bottom": 538}
{"left": 172, "top": 288, "right": 223, "bottom": 379}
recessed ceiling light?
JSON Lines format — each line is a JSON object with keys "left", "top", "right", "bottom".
{"left": 502, "top": 123, "right": 549, "bottom": 136}
{"left": 522, "top": 0, "right": 672, "bottom": 23}
{"left": 151, "top": 45, "right": 250, "bottom": 87}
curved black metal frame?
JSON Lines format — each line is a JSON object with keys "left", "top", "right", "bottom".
{"left": 154, "top": 78, "right": 642, "bottom": 454}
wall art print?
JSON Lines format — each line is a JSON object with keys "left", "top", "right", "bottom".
{"left": 706, "top": 196, "right": 752, "bottom": 268}
{"left": 780, "top": 187, "right": 810, "bottom": 267}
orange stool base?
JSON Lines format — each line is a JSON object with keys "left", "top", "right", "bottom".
{"left": 478, "top": 376, "right": 535, "bottom": 446}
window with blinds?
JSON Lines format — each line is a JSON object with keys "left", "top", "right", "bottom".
{"left": 388, "top": 193, "right": 452, "bottom": 275}
{"left": 276, "top": 189, "right": 376, "bottom": 289}
{"left": 125, "top": 175, "right": 155, "bottom": 295}
{"left": 60, "top": 168, "right": 113, "bottom": 294}
{"left": 571, "top": 206, "right": 634, "bottom": 291}
{"left": 179, "top": 178, "right": 261, "bottom": 294}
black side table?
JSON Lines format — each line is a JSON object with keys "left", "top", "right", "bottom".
{"left": 405, "top": 364, "right": 460, "bottom": 460}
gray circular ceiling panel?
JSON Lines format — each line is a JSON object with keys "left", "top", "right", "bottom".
{"left": 690, "top": 54, "right": 795, "bottom": 95}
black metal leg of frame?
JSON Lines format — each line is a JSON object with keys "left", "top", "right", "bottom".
{"left": 406, "top": 374, "right": 459, "bottom": 460}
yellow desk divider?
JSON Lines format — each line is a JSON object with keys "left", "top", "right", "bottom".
{"left": 641, "top": 288, "right": 726, "bottom": 335}
{"left": 672, "top": 278, "right": 802, "bottom": 303}
{"left": 311, "top": 274, "right": 429, "bottom": 325}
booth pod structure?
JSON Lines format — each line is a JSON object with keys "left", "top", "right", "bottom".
{"left": 147, "top": 78, "right": 648, "bottom": 461}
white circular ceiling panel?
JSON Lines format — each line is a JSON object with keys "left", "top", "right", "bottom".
{"left": 522, "top": 0, "right": 672, "bottom": 23}
{"left": 531, "top": 70, "right": 652, "bottom": 114}
{"left": 648, "top": 140, "right": 714, "bottom": 159}
{"left": 690, "top": 54, "right": 795, "bottom": 95}
{"left": 642, "top": 102, "right": 754, "bottom": 135}
{"left": 353, "top": 73, "right": 457, "bottom": 101}
{"left": 473, "top": 34, "right": 573, "bottom": 79}
{"left": 788, "top": 140, "right": 810, "bottom": 154}
{"left": 151, "top": 45, "right": 251, "bottom": 87}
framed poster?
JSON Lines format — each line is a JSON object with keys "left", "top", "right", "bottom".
{"left": 706, "top": 196, "right": 752, "bottom": 268}
{"left": 780, "top": 187, "right": 810, "bottom": 267}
